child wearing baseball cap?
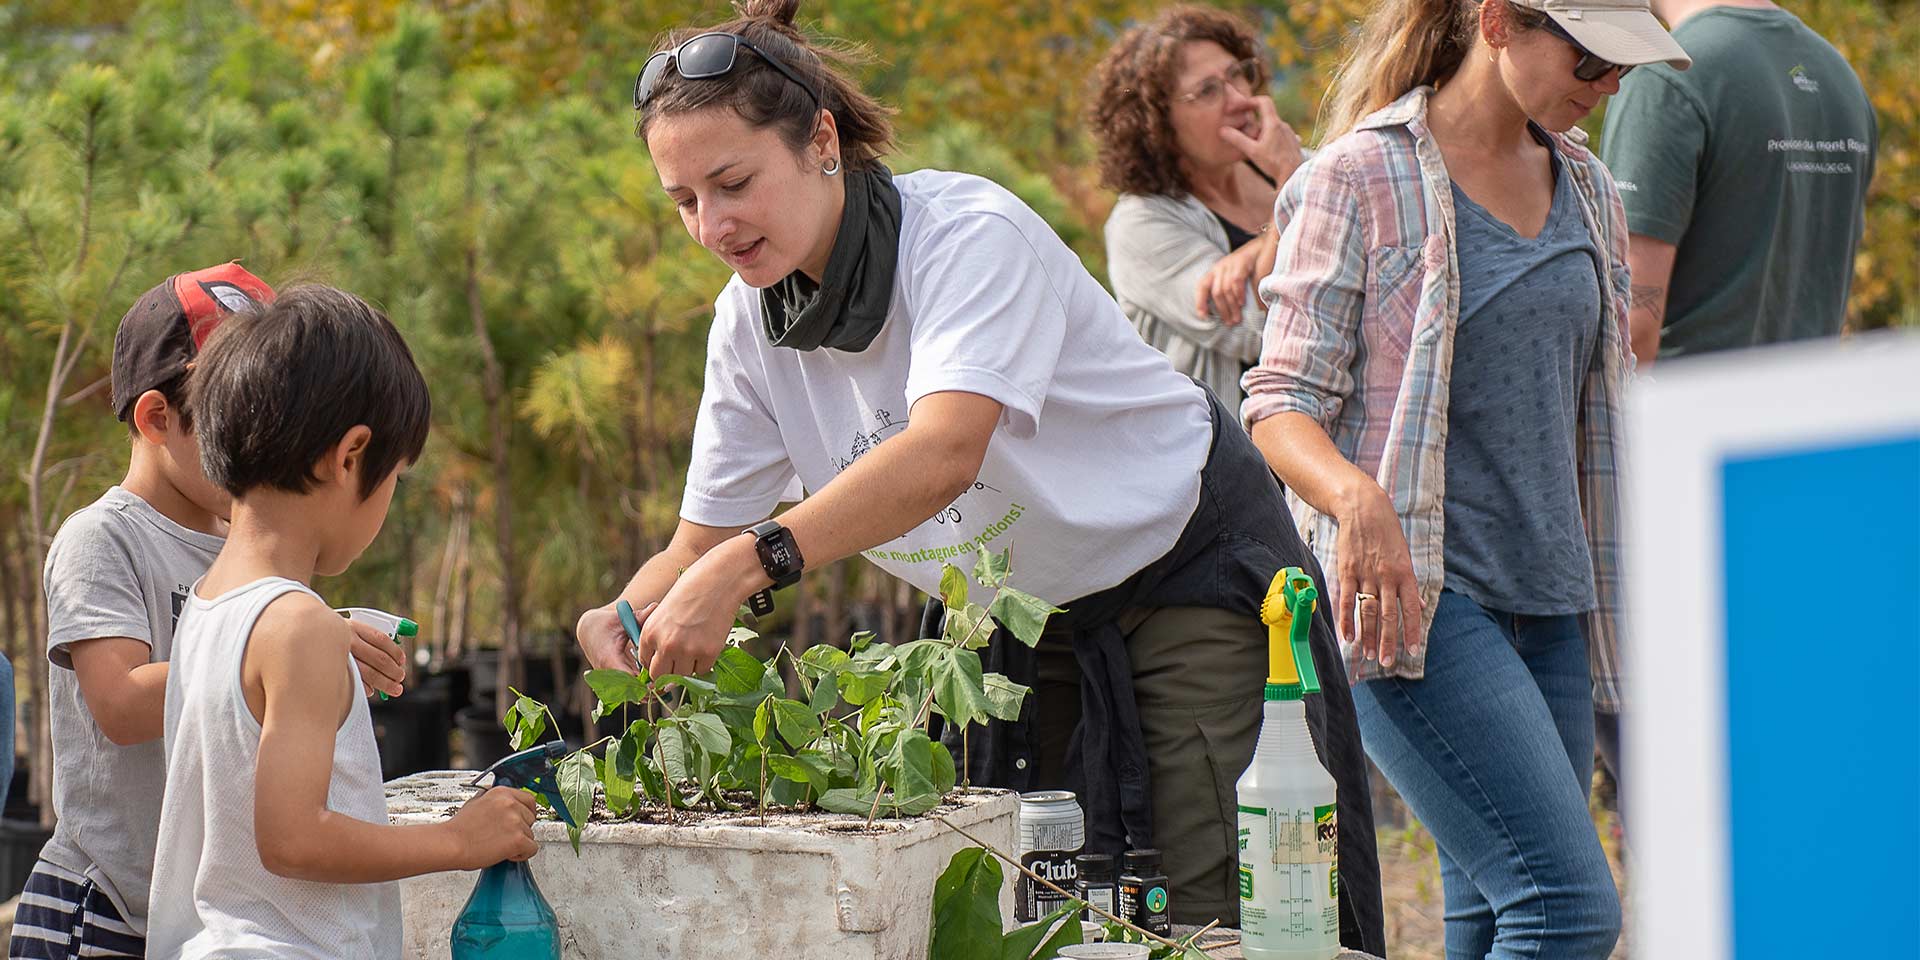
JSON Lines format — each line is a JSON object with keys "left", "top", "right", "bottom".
{"left": 10, "top": 264, "right": 407, "bottom": 960}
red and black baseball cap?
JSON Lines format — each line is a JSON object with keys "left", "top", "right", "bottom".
{"left": 111, "top": 262, "right": 275, "bottom": 422}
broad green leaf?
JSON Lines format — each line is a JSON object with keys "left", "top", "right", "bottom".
{"left": 928, "top": 847, "right": 1004, "bottom": 960}
{"left": 768, "top": 753, "right": 829, "bottom": 794}
{"left": 712, "top": 647, "right": 764, "bottom": 696}
{"left": 817, "top": 787, "right": 877, "bottom": 815}
{"left": 851, "top": 644, "right": 896, "bottom": 666}
{"left": 930, "top": 740, "right": 958, "bottom": 795}
{"left": 701, "top": 774, "right": 739, "bottom": 811}
{"left": 798, "top": 645, "right": 851, "bottom": 678}
{"left": 849, "top": 630, "right": 877, "bottom": 652}
{"left": 605, "top": 726, "right": 643, "bottom": 816}
{"left": 808, "top": 672, "right": 840, "bottom": 715}
{"left": 635, "top": 746, "right": 669, "bottom": 805}
{"left": 657, "top": 724, "right": 692, "bottom": 782}
{"left": 754, "top": 660, "right": 787, "bottom": 701}
{"left": 939, "top": 562, "right": 970, "bottom": 611}
{"left": 896, "top": 638, "right": 948, "bottom": 676}
{"left": 972, "top": 545, "right": 1012, "bottom": 588}
{"left": 654, "top": 674, "right": 719, "bottom": 696}
{"left": 840, "top": 668, "right": 892, "bottom": 705}
{"left": 753, "top": 697, "right": 772, "bottom": 744}
{"left": 795, "top": 750, "right": 837, "bottom": 790}
{"left": 771, "top": 698, "right": 822, "bottom": 749}
{"left": 859, "top": 697, "right": 886, "bottom": 734}
{"left": 682, "top": 712, "right": 732, "bottom": 756}
{"left": 982, "top": 673, "right": 1031, "bottom": 722}
{"left": 557, "top": 751, "right": 596, "bottom": 854}
{"left": 585, "top": 669, "right": 651, "bottom": 719}
{"left": 891, "top": 789, "right": 944, "bottom": 817}
{"left": 1001, "top": 903, "right": 1083, "bottom": 960}
{"left": 988, "top": 587, "right": 1064, "bottom": 648}
{"left": 770, "top": 773, "right": 809, "bottom": 807}
{"left": 884, "top": 729, "right": 940, "bottom": 815}
{"left": 505, "top": 695, "right": 546, "bottom": 751}
{"left": 931, "top": 648, "right": 991, "bottom": 729}
{"left": 944, "top": 602, "right": 992, "bottom": 649}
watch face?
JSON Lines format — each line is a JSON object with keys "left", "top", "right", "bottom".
{"left": 768, "top": 541, "right": 796, "bottom": 568}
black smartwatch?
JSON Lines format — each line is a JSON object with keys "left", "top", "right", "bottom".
{"left": 744, "top": 520, "right": 803, "bottom": 616}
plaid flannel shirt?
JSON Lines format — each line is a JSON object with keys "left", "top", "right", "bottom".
{"left": 1241, "top": 86, "right": 1634, "bottom": 711}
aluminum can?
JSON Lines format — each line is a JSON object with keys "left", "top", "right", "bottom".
{"left": 1015, "top": 790, "right": 1085, "bottom": 922}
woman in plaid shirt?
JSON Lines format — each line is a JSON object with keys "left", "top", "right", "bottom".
{"left": 1243, "top": 0, "right": 1689, "bottom": 956}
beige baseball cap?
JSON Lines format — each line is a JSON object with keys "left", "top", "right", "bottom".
{"left": 1513, "top": 0, "right": 1693, "bottom": 70}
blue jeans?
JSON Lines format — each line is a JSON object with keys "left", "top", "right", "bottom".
{"left": 1352, "top": 590, "right": 1619, "bottom": 960}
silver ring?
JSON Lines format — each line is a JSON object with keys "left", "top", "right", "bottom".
{"left": 822, "top": 157, "right": 841, "bottom": 176}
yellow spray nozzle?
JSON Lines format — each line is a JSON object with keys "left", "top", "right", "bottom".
{"left": 1259, "top": 568, "right": 1322, "bottom": 699}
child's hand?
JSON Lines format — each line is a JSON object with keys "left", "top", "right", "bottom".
{"left": 449, "top": 787, "right": 539, "bottom": 869}
{"left": 346, "top": 620, "right": 409, "bottom": 699}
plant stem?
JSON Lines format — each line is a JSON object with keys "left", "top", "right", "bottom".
{"left": 935, "top": 817, "right": 1192, "bottom": 954}
{"left": 870, "top": 592, "right": 1005, "bottom": 826}
{"left": 647, "top": 687, "right": 679, "bottom": 825}
{"left": 652, "top": 732, "right": 675, "bottom": 826}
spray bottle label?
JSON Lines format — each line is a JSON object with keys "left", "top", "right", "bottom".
{"left": 1238, "top": 803, "right": 1339, "bottom": 948}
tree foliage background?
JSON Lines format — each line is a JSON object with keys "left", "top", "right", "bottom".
{"left": 0, "top": 0, "right": 1913, "bottom": 808}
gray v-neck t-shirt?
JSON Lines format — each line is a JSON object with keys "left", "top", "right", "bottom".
{"left": 1442, "top": 143, "right": 1602, "bottom": 615}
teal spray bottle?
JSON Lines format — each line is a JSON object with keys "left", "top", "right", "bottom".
{"left": 1235, "top": 568, "right": 1340, "bottom": 960}
{"left": 451, "top": 741, "right": 574, "bottom": 960}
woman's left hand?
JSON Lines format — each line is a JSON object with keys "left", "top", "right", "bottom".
{"left": 636, "top": 537, "right": 763, "bottom": 678}
{"left": 1194, "top": 231, "right": 1275, "bottom": 324}
{"left": 1220, "top": 97, "right": 1305, "bottom": 186}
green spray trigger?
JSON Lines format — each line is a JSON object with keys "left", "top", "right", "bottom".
{"left": 1282, "top": 568, "right": 1320, "bottom": 696}
{"left": 470, "top": 741, "right": 575, "bottom": 828}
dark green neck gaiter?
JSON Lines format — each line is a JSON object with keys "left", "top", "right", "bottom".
{"left": 760, "top": 164, "right": 902, "bottom": 353}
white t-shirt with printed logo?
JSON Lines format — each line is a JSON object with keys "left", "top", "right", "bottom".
{"left": 682, "top": 169, "right": 1210, "bottom": 607}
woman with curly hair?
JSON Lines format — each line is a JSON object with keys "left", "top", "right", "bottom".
{"left": 1089, "top": 6, "right": 1308, "bottom": 406}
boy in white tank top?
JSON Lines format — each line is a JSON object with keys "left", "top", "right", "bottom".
{"left": 146, "top": 286, "right": 538, "bottom": 959}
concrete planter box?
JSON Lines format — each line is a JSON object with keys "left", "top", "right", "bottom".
{"left": 386, "top": 771, "right": 1017, "bottom": 959}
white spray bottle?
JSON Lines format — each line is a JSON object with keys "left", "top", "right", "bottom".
{"left": 1236, "top": 568, "right": 1340, "bottom": 960}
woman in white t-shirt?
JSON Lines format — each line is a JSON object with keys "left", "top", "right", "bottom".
{"left": 571, "top": 0, "right": 1382, "bottom": 943}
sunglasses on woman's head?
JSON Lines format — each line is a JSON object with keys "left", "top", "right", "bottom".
{"left": 633, "top": 31, "right": 821, "bottom": 114}
{"left": 1537, "top": 18, "right": 1634, "bottom": 82}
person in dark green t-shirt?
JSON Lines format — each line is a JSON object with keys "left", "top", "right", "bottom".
{"left": 1600, "top": 0, "right": 1876, "bottom": 366}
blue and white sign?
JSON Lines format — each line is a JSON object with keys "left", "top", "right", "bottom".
{"left": 1628, "top": 332, "right": 1920, "bottom": 959}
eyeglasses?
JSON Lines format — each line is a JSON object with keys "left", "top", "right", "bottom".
{"left": 1538, "top": 18, "right": 1634, "bottom": 82}
{"left": 633, "top": 31, "right": 821, "bottom": 115}
{"left": 1174, "top": 58, "right": 1261, "bottom": 107}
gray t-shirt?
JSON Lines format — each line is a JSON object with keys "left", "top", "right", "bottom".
{"left": 41, "top": 486, "right": 223, "bottom": 931}
{"left": 1442, "top": 146, "right": 1601, "bottom": 616}
{"left": 1599, "top": 7, "right": 1876, "bottom": 357}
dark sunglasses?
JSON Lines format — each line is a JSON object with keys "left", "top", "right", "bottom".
{"left": 1538, "top": 18, "right": 1634, "bottom": 82}
{"left": 633, "top": 31, "right": 820, "bottom": 114}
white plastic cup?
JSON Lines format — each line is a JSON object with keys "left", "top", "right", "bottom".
{"left": 1056, "top": 944, "right": 1151, "bottom": 959}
